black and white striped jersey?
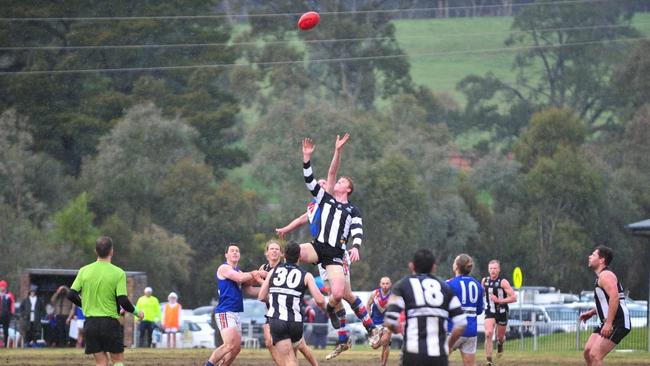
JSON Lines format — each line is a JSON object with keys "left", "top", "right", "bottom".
{"left": 266, "top": 263, "right": 308, "bottom": 323}
{"left": 384, "top": 274, "right": 467, "bottom": 358}
{"left": 594, "top": 269, "right": 630, "bottom": 329}
{"left": 483, "top": 276, "right": 508, "bottom": 315}
{"left": 303, "top": 160, "right": 363, "bottom": 249}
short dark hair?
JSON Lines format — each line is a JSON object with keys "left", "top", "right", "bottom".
{"left": 284, "top": 241, "right": 300, "bottom": 264}
{"left": 455, "top": 254, "right": 473, "bottom": 275}
{"left": 595, "top": 245, "right": 614, "bottom": 266}
{"left": 412, "top": 248, "right": 436, "bottom": 274}
{"left": 96, "top": 236, "right": 113, "bottom": 258}
{"left": 225, "top": 243, "right": 238, "bottom": 254}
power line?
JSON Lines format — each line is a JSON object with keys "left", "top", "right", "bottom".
{"left": 1, "top": 35, "right": 646, "bottom": 76}
{"left": 0, "top": 0, "right": 611, "bottom": 22}
{"left": 2, "top": 21, "right": 645, "bottom": 51}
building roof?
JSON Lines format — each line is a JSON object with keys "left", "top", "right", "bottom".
{"left": 626, "top": 219, "right": 650, "bottom": 237}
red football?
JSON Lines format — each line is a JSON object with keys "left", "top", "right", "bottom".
{"left": 298, "top": 11, "right": 320, "bottom": 30}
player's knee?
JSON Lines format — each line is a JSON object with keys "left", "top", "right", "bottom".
{"left": 330, "top": 288, "right": 344, "bottom": 301}
{"left": 588, "top": 349, "right": 602, "bottom": 362}
{"left": 583, "top": 347, "right": 592, "bottom": 362}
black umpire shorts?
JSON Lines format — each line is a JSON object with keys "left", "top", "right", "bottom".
{"left": 311, "top": 241, "right": 346, "bottom": 267}
{"left": 84, "top": 317, "right": 124, "bottom": 355}
{"left": 269, "top": 318, "right": 303, "bottom": 346}
{"left": 400, "top": 352, "right": 448, "bottom": 366}
{"left": 593, "top": 324, "right": 630, "bottom": 344}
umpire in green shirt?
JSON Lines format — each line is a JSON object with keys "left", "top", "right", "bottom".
{"left": 135, "top": 286, "right": 161, "bottom": 347}
{"left": 67, "top": 236, "right": 143, "bottom": 366}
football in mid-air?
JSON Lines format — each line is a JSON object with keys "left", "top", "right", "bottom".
{"left": 298, "top": 11, "right": 320, "bottom": 30}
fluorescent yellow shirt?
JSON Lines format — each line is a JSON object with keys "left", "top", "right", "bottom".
{"left": 135, "top": 295, "right": 161, "bottom": 322}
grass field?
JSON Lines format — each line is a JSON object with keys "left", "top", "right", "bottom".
{"left": 393, "top": 13, "right": 650, "bottom": 99}
{"left": 2, "top": 347, "right": 649, "bottom": 366}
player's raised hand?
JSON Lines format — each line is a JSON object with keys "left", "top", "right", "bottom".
{"left": 335, "top": 133, "right": 350, "bottom": 151}
{"left": 303, "top": 138, "right": 315, "bottom": 161}
{"left": 275, "top": 227, "right": 288, "bottom": 239}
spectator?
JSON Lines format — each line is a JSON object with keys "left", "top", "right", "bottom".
{"left": 310, "top": 300, "right": 329, "bottom": 349}
{"left": 42, "top": 304, "right": 56, "bottom": 346}
{"left": 162, "top": 292, "right": 182, "bottom": 348}
{"left": 67, "top": 304, "right": 85, "bottom": 348}
{"left": 0, "top": 280, "right": 16, "bottom": 348}
{"left": 50, "top": 285, "right": 73, "bottom": 347}
{"left": 19, "top": 284, "right": 45, "bottom": 347}
{"left": 135, "top": 287, "right": 161, "bottom": 347}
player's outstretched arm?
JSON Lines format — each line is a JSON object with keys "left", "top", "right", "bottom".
{"left": 276, "top": 213, "right": 309, "bottom": 239}
{"left": 219, "top": 264, "right": 256, "bottom": 285}
{"left": 326, "top": 133, "right": 350, "bottom": 193}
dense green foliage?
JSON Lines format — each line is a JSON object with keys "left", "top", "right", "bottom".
{"left": 1, "top": 1, "right": 649, "bottom": 306}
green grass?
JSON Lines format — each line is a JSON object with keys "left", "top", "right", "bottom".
{"left": 393, "top": 13, "right": 650, "bottom": 100}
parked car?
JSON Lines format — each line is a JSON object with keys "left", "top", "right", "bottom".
{"left": 153, "top": 314, "right": 215, "bottom": 348}
{"left": 240, "top": 299, "right": 267, "bottom": 347}
{"left": 506, "top": 304, "right": 575, "bottom": 338}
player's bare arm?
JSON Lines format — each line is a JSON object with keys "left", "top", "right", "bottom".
{"left": 326, "top": 133, "right": 350, "bottom": 193}
{"left": 305, "top": 272, "right": 326, "bottom": 311}
{"left": 366, "top": 291, "right": 376, "bottom": 314}
{"left": 579, "top": 308, "right": 597, "bottom": 322}
{"left": 219, "top": 265, "right": 256, "bottom": 285}
{"left": 276, "top": 213, "right": 308, "bottom": 239}
{"left": 598, "top": 270, "right": 620, "bottom": 337}
{"left": 493, "top": 279, "right": 517, "bottom": 304}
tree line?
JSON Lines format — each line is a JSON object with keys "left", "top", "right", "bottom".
{"left": 1, "top": 0, "right": 649, "bottom": 306}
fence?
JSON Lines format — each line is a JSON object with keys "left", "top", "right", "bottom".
{"left": 500, "top": 320, "right": 648, "bottom": 351}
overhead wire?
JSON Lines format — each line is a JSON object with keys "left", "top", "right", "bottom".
{"left": 1, "top": 35, "right": 647, "bottom": 76}
{"left": 0, "top": 0, "right": 614, "bottom": 22}
{"left": 1, "top": 21, "right": 646, "bottom": 51}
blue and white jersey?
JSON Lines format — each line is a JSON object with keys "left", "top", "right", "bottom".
{"left": 307, "top": 198, "right": 321, "bottom": 238}
{"left": 446, "top": 275, "right": 483, "bottom": 337}
{"left": 215, "top": 263, "right": 244, "bottom": 313}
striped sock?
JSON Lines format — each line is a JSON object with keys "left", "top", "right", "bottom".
{"left": 336, "top": 309, "right": 348, "bottom": 342}
{"left": 352, "top": 296, "right": 375, "bottom": 330}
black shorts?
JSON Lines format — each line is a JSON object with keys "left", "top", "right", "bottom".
{"left": 84, "top": 317, "right": 124, "bottom": 355}
{"left": 400, "top": 352, "right": 448, "bottom": 366}
{"left": 593, "top": 324, "right": 630, "bottom": 344}
{"left": 485, "top": 310, "right": 508, "bottom": 326}
{"left": 311, "top": 241, "right": 345, "bottom": 267}
{"left": 269, "top": 318, "right": 303, "bottom": 346}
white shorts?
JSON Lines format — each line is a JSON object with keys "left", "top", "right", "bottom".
{"left": 216, "top": 312, "right": 241, "bottom": 332}
{"left": 452, "top": 336, "right": 477, "bottom": 354}
{"left": 165, "top": 327, "right": 179, "bottom": 333}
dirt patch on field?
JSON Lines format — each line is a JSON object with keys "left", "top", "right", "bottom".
{"left": 2, "top": 348, "right": 648, "bottom": 366}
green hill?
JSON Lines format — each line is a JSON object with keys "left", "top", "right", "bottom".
{"left": 394, "top": 13, "right": 650, "bottom": 100}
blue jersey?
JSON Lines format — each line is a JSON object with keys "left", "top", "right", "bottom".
{"left": 75, "top": 306, "right": 85, "bottom": 320}
{"left": 307, "top": 198, "right": 321, "bottom": 237}
{"left": 446, "top": 275, "right": 484, "bottom": 337}
{"left": 370, "top": 288, "right": 391, "bottom": 326}
{"left": 215, "top": 263, "right": 244, "bottom": 313}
